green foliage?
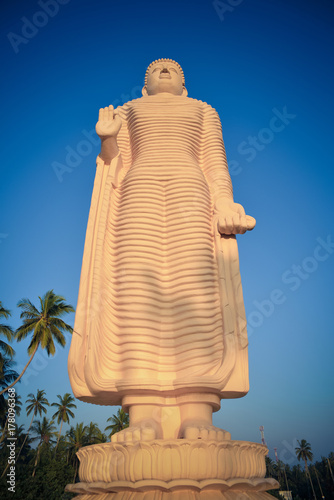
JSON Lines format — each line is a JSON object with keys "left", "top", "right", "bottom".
{"left": 0, "top": 451, "right": 76, "bottom": 500}
{"left": 52, "top": 393, "right": 77, "bottom": 452}
{"left": 26, "top": 389, "right": 49, "bottom": 418}
{"left": 16, "top": 290, "right": 74, "bottom": 356}
{"left": 295, "top": 439, "right": 314, "bottom": 467}
{"left": 0, "top": 291, "right": 74, "bottom": 397}
{"left": 52, "top": 393, "right": 76, "bottom": 425}
{"left": 0, "top": 403, "right": 333, "bottom": 499}
{"left": 0, "top": 357, "right": 19, "bottom": 391}
{"left": 265, "top": 446, "right": 334, "bottom": 500}
{"left": 0, "top": 301, "right": 15, "bottom": 358}
{"left": 0, "top": 295, "right": 332, "bottom": 498}
{"left": 105, "top": 408, "right": 129, "bottom": 437}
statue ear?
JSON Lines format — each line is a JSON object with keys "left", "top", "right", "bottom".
{"left": 142, "top": 86, "right": 148, "bottom": 96}
{"left": 182, "top": 87, "right": 188, "bottom": 97}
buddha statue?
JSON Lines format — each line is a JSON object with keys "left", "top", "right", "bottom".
{"left": 68, "top": 58, "right": 256, "bottom": 442}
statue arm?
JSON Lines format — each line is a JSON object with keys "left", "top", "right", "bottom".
{"left": 201, "top": 105, "right": 255, "bottom": 234}
{"left": 95, "top": 104, "right": 131, "bottom": 188}
{"left": 96, "top": 105, "right": 122, "bottom": 164}
{"left": 201, "top": 105, "right": 233, "bottom": 203}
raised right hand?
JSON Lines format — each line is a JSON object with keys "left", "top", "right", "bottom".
{"left": 96, "top": 105, "right": 122, "bottom": 138}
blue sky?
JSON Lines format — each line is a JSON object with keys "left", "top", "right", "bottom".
{"left": 0, "top": 0, "right": 333, "bottom": 465}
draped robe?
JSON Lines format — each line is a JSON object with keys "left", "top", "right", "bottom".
{"left": 68, "top": 94, "right": 249, "bottom": 405}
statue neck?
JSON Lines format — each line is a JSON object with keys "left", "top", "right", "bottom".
{"left": 146, "top": 92, "right": 185, "bottom": 98}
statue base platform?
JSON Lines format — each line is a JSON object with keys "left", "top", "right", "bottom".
{"left": 65, "top": 439, "right": 278, "bottom": 499}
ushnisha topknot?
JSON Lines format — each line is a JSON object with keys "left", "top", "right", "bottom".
{"left": 145, "top": 59, "right": 185, "bottom": 87}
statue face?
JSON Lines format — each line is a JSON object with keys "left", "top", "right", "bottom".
{"left": 146, "top": 62, "right": 184, "bottom": 96}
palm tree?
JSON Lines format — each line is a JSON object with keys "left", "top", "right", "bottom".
{"left": 313, "top": 465, "right": 325, "bottom": 499}
{"left": 66, "top": 422, "right": 88, "bottom": 482}
{"left": 94, "top": 428, "right": 107, "bottom": 444}
{"left": 0, "top": 356, "right": 18, "bottom": 392}
{"left": 0, "top": 393, "right": 22, "bottom": 445}
{"left": 1, "top": 424, "right": 32, "bottom": 477}
{"left": 85, "top": 421, "right": 100, "bottom": 445}
{"left": 0, "top": 290, "right": 74, "bottom": 396}
{"left": 31, "top": 416, "right": 56, "bottom": 477}
{"left": 0, "top": 301, "right": 15, "bottom": 358}
{"left": 1, "top": 390, "right": 48, "bottom": 477}
{"left": 14, "top": 394, "right": 22, "bottom": 416}
{"left": 15, "top": 424, "right": 34, "bottom": 462}
{"left": 51, "top": 392, "right": 76, "bottom": 452}
{"left": 0, "top": 356, "right": 19, "bottom": 440}
{"left": 105, "top": 408, "right": 129, "bottom": 438}
{"left": 265, "top": 456, "right": 277, "bottom": 479}
{"left": 296, "top": 439, "right": 317, "bottom": 499}
{"left": 16, "top": 389, "right": 49, "bottom": 461}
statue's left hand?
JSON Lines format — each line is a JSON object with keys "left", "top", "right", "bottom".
{"left": 216, "top": 200, "right": 256, "bottom": 235}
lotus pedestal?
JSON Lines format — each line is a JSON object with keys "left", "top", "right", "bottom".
{"left": 65, "top": 438, "right": 278, "bottom": 499}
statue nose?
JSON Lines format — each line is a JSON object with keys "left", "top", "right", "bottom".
{"left": 161, "top": 68, "right": 169, "bottom": 73}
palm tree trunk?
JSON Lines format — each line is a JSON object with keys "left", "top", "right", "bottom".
{"left": 0, "top": 413, "right": 9, "bottom": 444}
{"left": 54, "top": 418, "right": 64, "bottom": 454}
{"left": 73, "top": 458, "right": 78, "bottom": 483}
{"left": 32, "top": 442, "right": 41, "bottom": 477}
{"left": 16, "top": 412, "right": 35, "bottom": 461}
{"left": 0, "top": 344, "right": 39, "bottom": 396}
{"left": 314, "top": 466, "right": 325, "bottom": 499}
{"left": 283, "top": 465, "right": 290, "bottom": 493}
{"left": 1, "top": 461, "right": 9, "bottom": 478}
{"left": 1, "top": 436, "right": 11, "bottom": 478}
{"left": 305, "top": 459, "right": 317, "bottom": 500}
{"left": 328, "top": 457, "right": 334, "bottom": 485}
{"left": 0, "top": 412, "right": 35, "bottom": 477}
{"left": 1, "top": 412, "right": 35, "bottom": 478}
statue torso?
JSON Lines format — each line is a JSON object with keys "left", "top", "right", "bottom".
{"left": 118, "top": 95, "right": 208, "bottom": 180}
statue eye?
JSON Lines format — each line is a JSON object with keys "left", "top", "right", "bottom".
{"left": 152, "top": 67, "right": 162, "bottom": 73}
{"left": 169, "top": 68, "right": 178, "bottom": 73}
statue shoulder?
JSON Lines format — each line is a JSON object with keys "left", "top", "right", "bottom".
{"left": 114, "top": 97, "right": 142, "bottom": 117}
{"left": 186, "top": 98, "right": 221, "bottom": 122}
{"left": 115, "top": 96, "right": 220, "bottom": 120}
{"left": 186, "top": 97, "right": 217, "bottom": 112}
{"left": 115, "top": 97, "right": 144, "bottom": 119}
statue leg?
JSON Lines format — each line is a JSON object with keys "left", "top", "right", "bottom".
{"left": 179, "top": 400, "right": 231, "bottom": 440}
{"left": 111, "top": 403, "right": 163, "bottom": 442}
{"left": 111, "top": 394, "right": 230, "bottom": 442}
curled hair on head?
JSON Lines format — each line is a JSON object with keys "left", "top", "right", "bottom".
{"left": 144, "top": 59, "right": 185, "bottom": 87}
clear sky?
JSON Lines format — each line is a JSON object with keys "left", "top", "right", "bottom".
{"left": 0, "top": 0, "right": 333, "bottom": 465}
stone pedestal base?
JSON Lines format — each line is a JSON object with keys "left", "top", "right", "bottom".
{"left": 65, "top": 493, "right": 278, "bottom": 500}
{"left": 66, "top": 439, "right": 278, "bottom": 499}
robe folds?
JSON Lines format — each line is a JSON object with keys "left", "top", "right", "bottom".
{"left": 68, "top": 95, "right": 249, "bottom": 405}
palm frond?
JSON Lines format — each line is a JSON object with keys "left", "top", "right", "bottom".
{"left": 15, "top": 320, "right": 38, "bottom": 340}
{"left": 0, "top": 356, "right": 19, "bottom": 388}
{"left": 0, "top": 303, "right": 11, "bottom": 319}
{"left": 49, "top": 324, "right": 67, "bottom": 346}
{"left": 0, "top": 323, "right": 14, "bottom": 340}
{"left": 50, "top": 317, "right": 73, "bottom": 333}
{"left": 17, "top": 298, "right": 40, "bottom": 317}
{"left": 0, "top": 340, "right": 15, "bottom": 357}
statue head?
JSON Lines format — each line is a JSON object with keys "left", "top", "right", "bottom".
{"left": 142, "top": 59, "right": 188, "bottom": 97}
